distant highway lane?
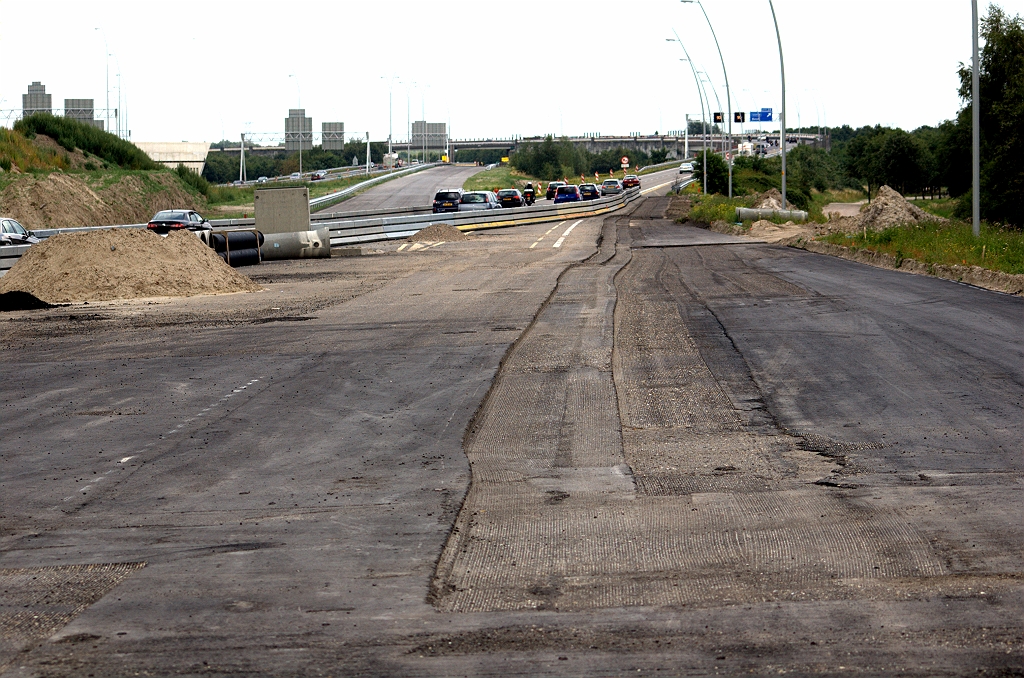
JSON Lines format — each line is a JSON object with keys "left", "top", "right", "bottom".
{"left": 333, "top": 164, "right": 485, "bottom": 211}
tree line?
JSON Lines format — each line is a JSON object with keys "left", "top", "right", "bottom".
{"left": 509, "top": 136, "right": 669, "bottom": 181}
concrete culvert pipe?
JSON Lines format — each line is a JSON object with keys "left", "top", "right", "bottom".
{"left": 260, "top": 227, "right": 331, "bottom": 260}
{"left": 736, "top": 207, "right": 808, "bottom": 222}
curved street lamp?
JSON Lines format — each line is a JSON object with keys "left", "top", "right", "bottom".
{"left": 667, "top": 31, "right": 709, "bottom": 194}
{"left": 768, "top": 0, "right": 787, "bottom": 209}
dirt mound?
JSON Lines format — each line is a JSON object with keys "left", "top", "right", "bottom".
{"left": 858, "top": 185, "right": 946, "bottom": 231}
{"left": 753, "top": 188, "right": 783, "bottom": 210}
{"left": 31, "top": 134, "right": 92, "bottom": 169}
{"left": 0, "top": 171, "right": 202, "bottom": 230}
{"left": 408, "top": 223, "right": 469, "bottom": 242}
{"left": 0, "top": 290, "right": 55, "bottom": 312}
{"left": 0, "top": 229, "right": 261, "bottom": 303}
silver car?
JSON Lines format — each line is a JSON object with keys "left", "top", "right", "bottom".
{"left": 459, "top": 191, "right": 502, "bottom": 211}
{"left": 0, "top": 217, "right": 40, "bottom": 246}
{"left": 600, "top": 179, "right": 624, "bottom": 196}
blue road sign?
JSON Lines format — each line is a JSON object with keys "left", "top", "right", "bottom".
{"left": 760, "top": 108, "right": 773, "bottom": 122}
{"left": 750, "top": 111, "right": 761, "bottom": 122}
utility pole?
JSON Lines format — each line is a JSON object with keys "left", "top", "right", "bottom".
{"left": 94, "top": 28, "right": 109, "bottom": 134}
{"left": 684, "top": 0, "right": 733, "bottom": 196}
{"left": 768, "top": 0, "right": 787, "bottom": 209}
{"left": 668, "top": 31, "right": 708, "bottom": 193}
{"left": 239, "top": 133, "right": 246, "bottom": 183}
{"left": 684, "top": 114, "right": 689, "bottom": 159}
{"left": 971, "top": 0, "right": 981, "bottom": 237}
{"left": 365, "top": 132, "right": 371, "bottom": 175}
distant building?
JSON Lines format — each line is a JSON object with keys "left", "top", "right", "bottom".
{"left": 322, "top": 122, "right": 345, "bottom": 151}
{"left": 411, "top": 121, "right": 447, "bottom": 149}
{"left": 64, "top": 99, "right": 104, "bottom": 130}
{"left": 22, "top": 82, "right": 52, "bottom": 115}
{"left": 134, "top": 142, "right": 211, "bottom": 174}
{"left": 285, "top": 109, "right": 312, "bottom": 152}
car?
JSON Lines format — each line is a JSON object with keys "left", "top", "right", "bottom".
{"left": 553, "top": 185, "right": 581, "bottom": 204}
{"left": 545, "top": 181, "right": 566, "bottom": 200}
{"left": 679, "top": 162, "right": 694, "bottom": 174}
{"left": 290, "top": 172, "right": 302, "bottom": 180}
{"left": 622, "top": 174, "right": 641, "bottom": 189}
{"left": 256, "top": 176, "right": 269, "bottom": 184}
{"left": 459, "top": 191, "right": 502, "bottom": 211}
{"left": 0, "top": 217, "right": 40, "bottom": 246}
{"left": 146, "top": 210, "right": 212, "bottom": 235}
{"left": 497, "top": 189, "right": 525, "bottom": 208}
{"left": 600, "top": 179, "right": 624, "bottom": 196}
{"left": 312, "top": 170, "right": 328, "bottom": 180}
{"left": 578, "top": 183, "right": 601, "bottom": 200}
{"left": 432, "top": 188, "right": 464, "bottom": 213}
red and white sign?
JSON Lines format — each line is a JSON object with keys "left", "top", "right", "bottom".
{"left": 620, "top": 156, "right": 629, "bottom": 167}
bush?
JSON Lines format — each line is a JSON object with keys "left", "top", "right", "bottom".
{"left": 176, "top": 163, "right": 210, "bottom": 197}
{"left": 13, "top": 113, "right": 158, "bottom": 170}
{"left": 692, "top": 152, "right": 729, "bottom": 194}
{"left": 688, "top": 194, "right": 749, "bottom": 224}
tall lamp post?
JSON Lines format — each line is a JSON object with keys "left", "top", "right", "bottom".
{"left": 668, "top": 32, "right": 709, "bottom": 194}
{"left": 768, "top": 0, "right": 787, "bottom": 209}
{"left": 682, "top": 0, "right": 733, "bottom": 196}
{"left": 288, "top": 74, "right": 303, "bottom": 178}
{"left": 381, "top": 75, "right": 400, "bottom": 167}
{"left": 94, "top": 28, "right": 109, "bottom": 134}
{"left": 971, "top": 0, "right": 980, "bottom": 237}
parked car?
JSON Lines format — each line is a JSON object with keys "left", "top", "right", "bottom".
{"left": 578, "top": 183, "right": 601, "bottom": 200}
{"left": 546, "top": 181, "right": 566, "bottom": 200}
{"left": 553, "top": 185, "right": 581, "bottom": 204}
{"left": 146, "top": 210, "right": 212, "bottom": 235}
{"left": 312, "top": 169, "right": 328, "bottom": 180}
{"left": 600, "top": 179, "right": 624, "bottom": 196}
{"left": 256, "top": 176, "right": 269, "bottom": 184}
{"left": 678, "top": 162, "right": 694, "bottom": 174}
{"left": 432, "top": 188, "right": 464, "bottom": 213}
{"left": 290, "top": 172, "right": 302, "bottom": 180}
{"left": 622, "top": 174, "right": 641, "bottom": 189}
{"left": 459, "top": 191, "right": 502, "bottom": 211}
{"left": 0, "top": 217, "right": 40, "bottom": 246}
{"left": 497, "top": 189, "right": 525, "bottom": 208}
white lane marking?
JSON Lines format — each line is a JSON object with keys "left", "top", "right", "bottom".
{"left": 529, "top": 221, "right": 565, "bottom": 249}
{"left": 641, "top": 180, "right": 675, "bottom": 195}
{"left": 397, "top": 243, "right": 408, "bottom": 251}
{"left": 552, "top": 220, "right": 583, "bottom": 248}
{"left": 529, "top": 241, "right": 539, "bottom": 249}
{"left": 426, "top": 241, "right": 446, "bottom": 249}
{"left": 119, "top": 456, "right": 135, "bottom": 464}
{"left": 409, "top": 243, "right": 425, "bottom": 251}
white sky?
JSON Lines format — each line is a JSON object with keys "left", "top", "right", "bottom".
{"left": 1, "top": 0, "right": 1019, "bottom": 144}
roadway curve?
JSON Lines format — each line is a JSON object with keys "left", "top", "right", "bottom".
{"left": 333, "top": 164, "right": 485, "bottom": 211}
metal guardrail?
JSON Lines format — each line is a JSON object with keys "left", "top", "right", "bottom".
{"left": 308, "top": 163, "right": 439, "bottom": 211}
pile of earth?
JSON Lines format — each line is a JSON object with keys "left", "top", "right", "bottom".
{"left": 752, "top": 188, "right": 784, "bottom": 210}
{"left": 828, "top": 185, "right": 947, "bottom": 232}
{"left": 0, "top": 171, "right": 202, "bottom": 231}
{"left": 0, "top": 228, "right": 261, "bottom": 304}
{"left": 408, "top": 223, "right": 469, "bottom": 242}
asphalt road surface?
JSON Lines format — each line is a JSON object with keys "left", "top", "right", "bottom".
{"left": 1, "top": 196, "right": 1020, "bottom": 676}
{"left": 333, "top": 164, "right": 485, "bottom": 211}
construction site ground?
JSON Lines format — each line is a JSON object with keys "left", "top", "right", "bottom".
{"left": 1, "top": 196, "right": 1021, "bottom": 677}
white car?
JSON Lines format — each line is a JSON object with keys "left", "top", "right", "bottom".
{"left": 679, "top": 162, "right": 694, "bottom": 174}
{"left": 458, "top": 191, "right": 502, "bottom": 211}
{"left": 0, "top": 217, "right": 40, "bottom": 246}
{"left": 290, "top": 172, "right": 301, "bottom": 180}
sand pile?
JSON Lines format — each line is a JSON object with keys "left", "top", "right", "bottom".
{"left": 849, "top": 185, "right": 947, "bottom": 231}
{"left": 408, "top": 223, "right": 469, "bottom": 242}
{"left": 747, "top": 219, "right": 811, "bottom": 243}
{"left": 0, "top": 229, "right": 261, "bottom": 303}
{"left": 753, "top": 188, "right": 784, "bottom": 210}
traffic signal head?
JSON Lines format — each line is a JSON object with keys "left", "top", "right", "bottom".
{"left": 734, "top": 112, "right": 746, "bottom": 123}
{"left": 713, "top": 112, "right": 724, "bottom": 123}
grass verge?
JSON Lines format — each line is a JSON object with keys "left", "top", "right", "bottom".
{"left": 462, "top": 166, "right": 542, "bottom": 192}
{"left": 687, "top": 193, "right": 752, "bottom": 224}
{"left": 819, "top": 220, "right": 1024, "bottom": 275}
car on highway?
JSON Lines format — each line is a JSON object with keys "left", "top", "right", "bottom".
{"left": 553, "top": 185, "right": 581, "bottom": 204}
{"left": 579, "top": 183, "right": 601, "bottom": 200}
{"left": 600, "top": 179, "right": 624, "bottom": 196}
{"left": 0, "top": 217, "right": 40, "bottom": 246}
{"left": 458, "top": 191, "right": 502, "bottom": 211}
{"left": 432, "top": 188, "right": 463, "bottom": 213}
{"left": 289, "top": 172, "right": 301, "bottom": 180}
{"left": 545, "top": 181, "right": 565, "bottom": 200}
{"left": 146, "top": 210, "right": 212, "bottom": 235}
{"left": 497, "top": 189, "right": 525, "bottom": 208}
{"left": 678, "top": 162, "right": 694, "bottom": 174}
{"left": 311, "top": 170, "right": 328, "bottom": 180}
{"left": 622, "top": 174, "right": 641, "bottom": 189}
{"left": 256, "top": 176, "right": 269, "bottom": 184}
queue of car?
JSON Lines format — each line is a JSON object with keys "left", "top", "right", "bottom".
{"left": 431, "top": 174, "right": 640, "bottom": 214}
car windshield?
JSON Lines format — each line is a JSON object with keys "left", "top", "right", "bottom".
{"left": 435, "top": 192, "right": 461, "bottom": 201}
{"left": 498, "top": 190, "right": 518, "bottom": 197}
{"left": 461, "top": 193, "right": 486, "bottom": 203}
{"left": 602, "top": 180, "right": 617, "bottom": 186}
{"left": 556, "top": 186, "right": 576, "bottom": 194}
{"left": 581, "top": 184, "right": 595, "bottom": 190}
{"left": 153, "top": 211, "right": 188, "bottom": 221}
{"left": 548, "top": 182, "right": 564, "bottom": 188}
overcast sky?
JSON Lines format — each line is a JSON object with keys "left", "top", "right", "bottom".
{"left": 1, "top": 0, "right": 1019, "bottom": 144}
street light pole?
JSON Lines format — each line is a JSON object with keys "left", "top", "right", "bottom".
{"left": 971, "top": 0, "right": 981, "bottom": 237}
{"left": 668, "top": 31, "right": 709, "bottom": 194}
{"left": 289, "top": 74, "right": 302, "bottom": 178}
{"left": 94, "top": 28, "right": 109, "bottom": 134}
{"left": 683, "top": 0, "right": 733, "bottom": 197}
{"left": 768, "top": 0, "right": 787, "bottom": 209}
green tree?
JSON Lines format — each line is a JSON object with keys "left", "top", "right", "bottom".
{"left": 692, "top": 152, "right": 729, "bottom": 195}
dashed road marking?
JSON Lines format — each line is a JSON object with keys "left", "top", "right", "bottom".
{"left": 530, "top": 221, "right": 565, "bottom": 249}
{"left": 552, "top": 220, "right": 583, "bottom": 248}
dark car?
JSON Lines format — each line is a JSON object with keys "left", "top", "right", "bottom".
{"left": 545, "top": 181, "right": 565, "bottom": 200}
{"left": 578, "top": 183, "right": 601, "bottom": 200}
{"left": 146, "top": 210, "right": 212, "bottom": 235}
{"left": 0, "top": 217, "right": 40, "bottom": 246}
{"left": 459, "top": 191, "right": 502, "bottom": 211}
{"left": 432, "top": 189, "right": 463, "bottom": 213}
{"left": 600, "top": 179, "right": 624, "bottom": 196}
{"left": 622, "top": 174, "right": 640, "bottom": 189}
{"left": 553, "top": 185, "right": 581, "bottom": 204}
{"left": 497, "top": 189, "right": 525, "bottom": 208}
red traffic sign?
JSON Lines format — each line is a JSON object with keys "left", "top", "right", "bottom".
{"left": 620, "top": 156, "right": 629, "bottom": 165}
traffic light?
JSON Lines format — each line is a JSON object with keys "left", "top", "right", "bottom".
{"left": 734, "top": 112, "right": 746, "bottom": 123}
{"left": 713, "top": 112, "right": 724, "bottom": 123}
